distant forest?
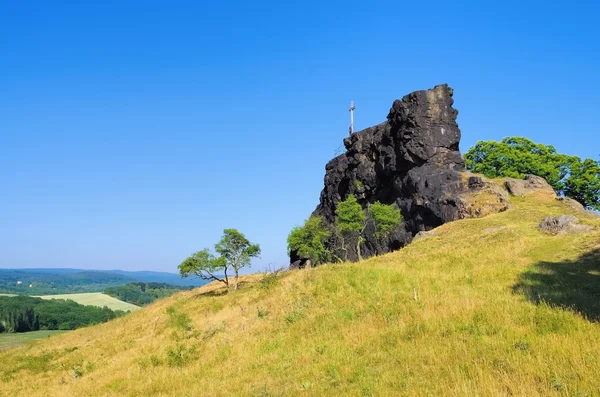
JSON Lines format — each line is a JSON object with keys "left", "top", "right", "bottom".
{"left": 0, "top": 270, "right": 133, "bottom": 295}
{"left": 0, "top": 269, "right": 207, "bottom": 295}
{"left": 104, "top": 282, "right": 191, "bottom": 306}
{"left": 0, "top": 296, "right": 125, "bottom": 333}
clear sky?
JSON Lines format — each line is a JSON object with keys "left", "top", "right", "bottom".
{"left": 1, "top": 1, "right": 598, "bottom": 272}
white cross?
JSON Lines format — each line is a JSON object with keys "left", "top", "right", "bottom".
{"left": 349, "top": 100, "right": 355, "bottom": 136}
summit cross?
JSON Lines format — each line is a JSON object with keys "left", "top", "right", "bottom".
{"left": 349, "top": 100, "right": 355, "bottom": 136}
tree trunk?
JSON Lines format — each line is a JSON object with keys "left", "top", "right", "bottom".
{"left": 340, "top": 237, "right": 347, "bottom": 261}
{"left": 233, "top": 269, "right": 239, "bottom": 292}
{"left": 357, "top": 236, "right": 363, "bottom": 261}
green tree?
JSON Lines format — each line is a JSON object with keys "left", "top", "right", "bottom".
{"left": 215, "top": 229, "right": 261, "bottom": 292}
{"left": 563, "top": 158, "right": 600, "bottom": 211}
{"left": 335, "top": 194, "right": 367, "bottom": 261}
{"left": 287, "top": 216, "right": 332, "bottom": 266}
{"left": 180, "top": 229, "right": 261, "bottom": 293}
{"left": 464, "top": 137, "right": 570, "bottom": 188}
{"left": 179, "top": 249, "right": 229, "bottom": 287}
{"left": 465, "top": 137, "right": 600, "bottom": 210}
{"left": 369, "top": 201, "right": 403, "bottom": 242}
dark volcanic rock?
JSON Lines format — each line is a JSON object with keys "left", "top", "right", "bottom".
{"left": 295, "top": 84, "right": 509, "bottom": 264}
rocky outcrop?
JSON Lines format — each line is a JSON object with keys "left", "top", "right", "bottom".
{"left": 504, "top": 175, "right": 555, "bottom": 197}
{"left": 456, "top": 174, "right": 511, "bottom": 218}
{"left": 294, "top": 84, "right": 512, "bottom": 264}
{"left": 539, "top": 215, "right": 593, "bottom": 235}
{"left": 555, "top": 197, "right": 600, "bottom": 218}
{"left": 412, "top": 230, "right": 437, "bottom": 241}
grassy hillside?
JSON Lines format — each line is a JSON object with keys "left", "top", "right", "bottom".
{"left": 1, "top": 188, "right": 599, "bottom": 396}
{"left": 34, "top": 293, "right": 140, "bottom": 312}
{"left": 0, "top": 331, "right": 68, "bottom": 351}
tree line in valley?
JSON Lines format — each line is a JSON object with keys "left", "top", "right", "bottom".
{"left": 0, "top": 296, "right": 125, "bottom": 333}
{"left": 103, "top": 282, "right": 192, "bottom": 306}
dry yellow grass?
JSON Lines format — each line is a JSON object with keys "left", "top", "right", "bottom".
{"left": 1, "top": 189, "right": 599, "bottom": 396}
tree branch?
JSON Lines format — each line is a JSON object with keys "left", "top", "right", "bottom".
{"left": 195, "top": 270, "right": 228, "bottom": 286}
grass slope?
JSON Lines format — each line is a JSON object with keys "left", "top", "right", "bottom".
{"left": 1, "top": 188, "right": 599, "bottom": 396}
{"left": 0, "top": 331, "right": 69, "bottom": 351}
{"left": 34, "top": 293, "right": 140, "bottom": 312}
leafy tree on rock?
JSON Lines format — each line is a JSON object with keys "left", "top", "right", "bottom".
{"left": 179, "top": 229, "right": 260, "bottom": 292}
{"left": 465, "top": 137, "right": 600, "bottom": 210}
{"left": 335, "top": 194, "right": 367, "bottom": 261}
{"left": 369, "top": 201, "right": 403, "bottom": 248}
{"left": 464, "top": 137, "right": 570, "bottom": 188}
{"left": 287, "top": 216, "right": 332, "bottom": 266}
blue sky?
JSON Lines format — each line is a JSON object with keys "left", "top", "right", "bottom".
{"left": 1, "top": 1, "right": 598, "bottom": 272}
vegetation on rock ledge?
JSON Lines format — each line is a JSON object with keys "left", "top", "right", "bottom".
{"left": 465, "top": 136, "right": 600, "bottom": 210}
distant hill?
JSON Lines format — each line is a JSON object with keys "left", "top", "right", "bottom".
{"left": 105, "top": 270, "right": 208, "bottom": 286}
{"left": 0, "top": 269, "right": 207, "bottom": 295}
{"left": 0, "top": 269, "right": 135, "bottom": 295}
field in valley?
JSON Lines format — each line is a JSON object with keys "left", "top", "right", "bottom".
{"left": 0, "top": 292, "right": 139, "bottom": 312}
{"left": 34, "top": 293, "right": 140, "bottom": 312}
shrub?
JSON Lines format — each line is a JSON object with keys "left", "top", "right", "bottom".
{"left": 369, "top": 202, "right": 403, "bottom": 241}
{"left": 287, "top": 216, "right": 332, "bottom": 265}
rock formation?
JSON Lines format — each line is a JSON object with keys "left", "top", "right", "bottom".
{"left": 291, "top": 84, "right": 511, "bottom": 267}
{"left": 539, "top": 215, "right": 593, "bottom": 235}
{"left": 504, "top": 175, "right": 554, "bottom": 197}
